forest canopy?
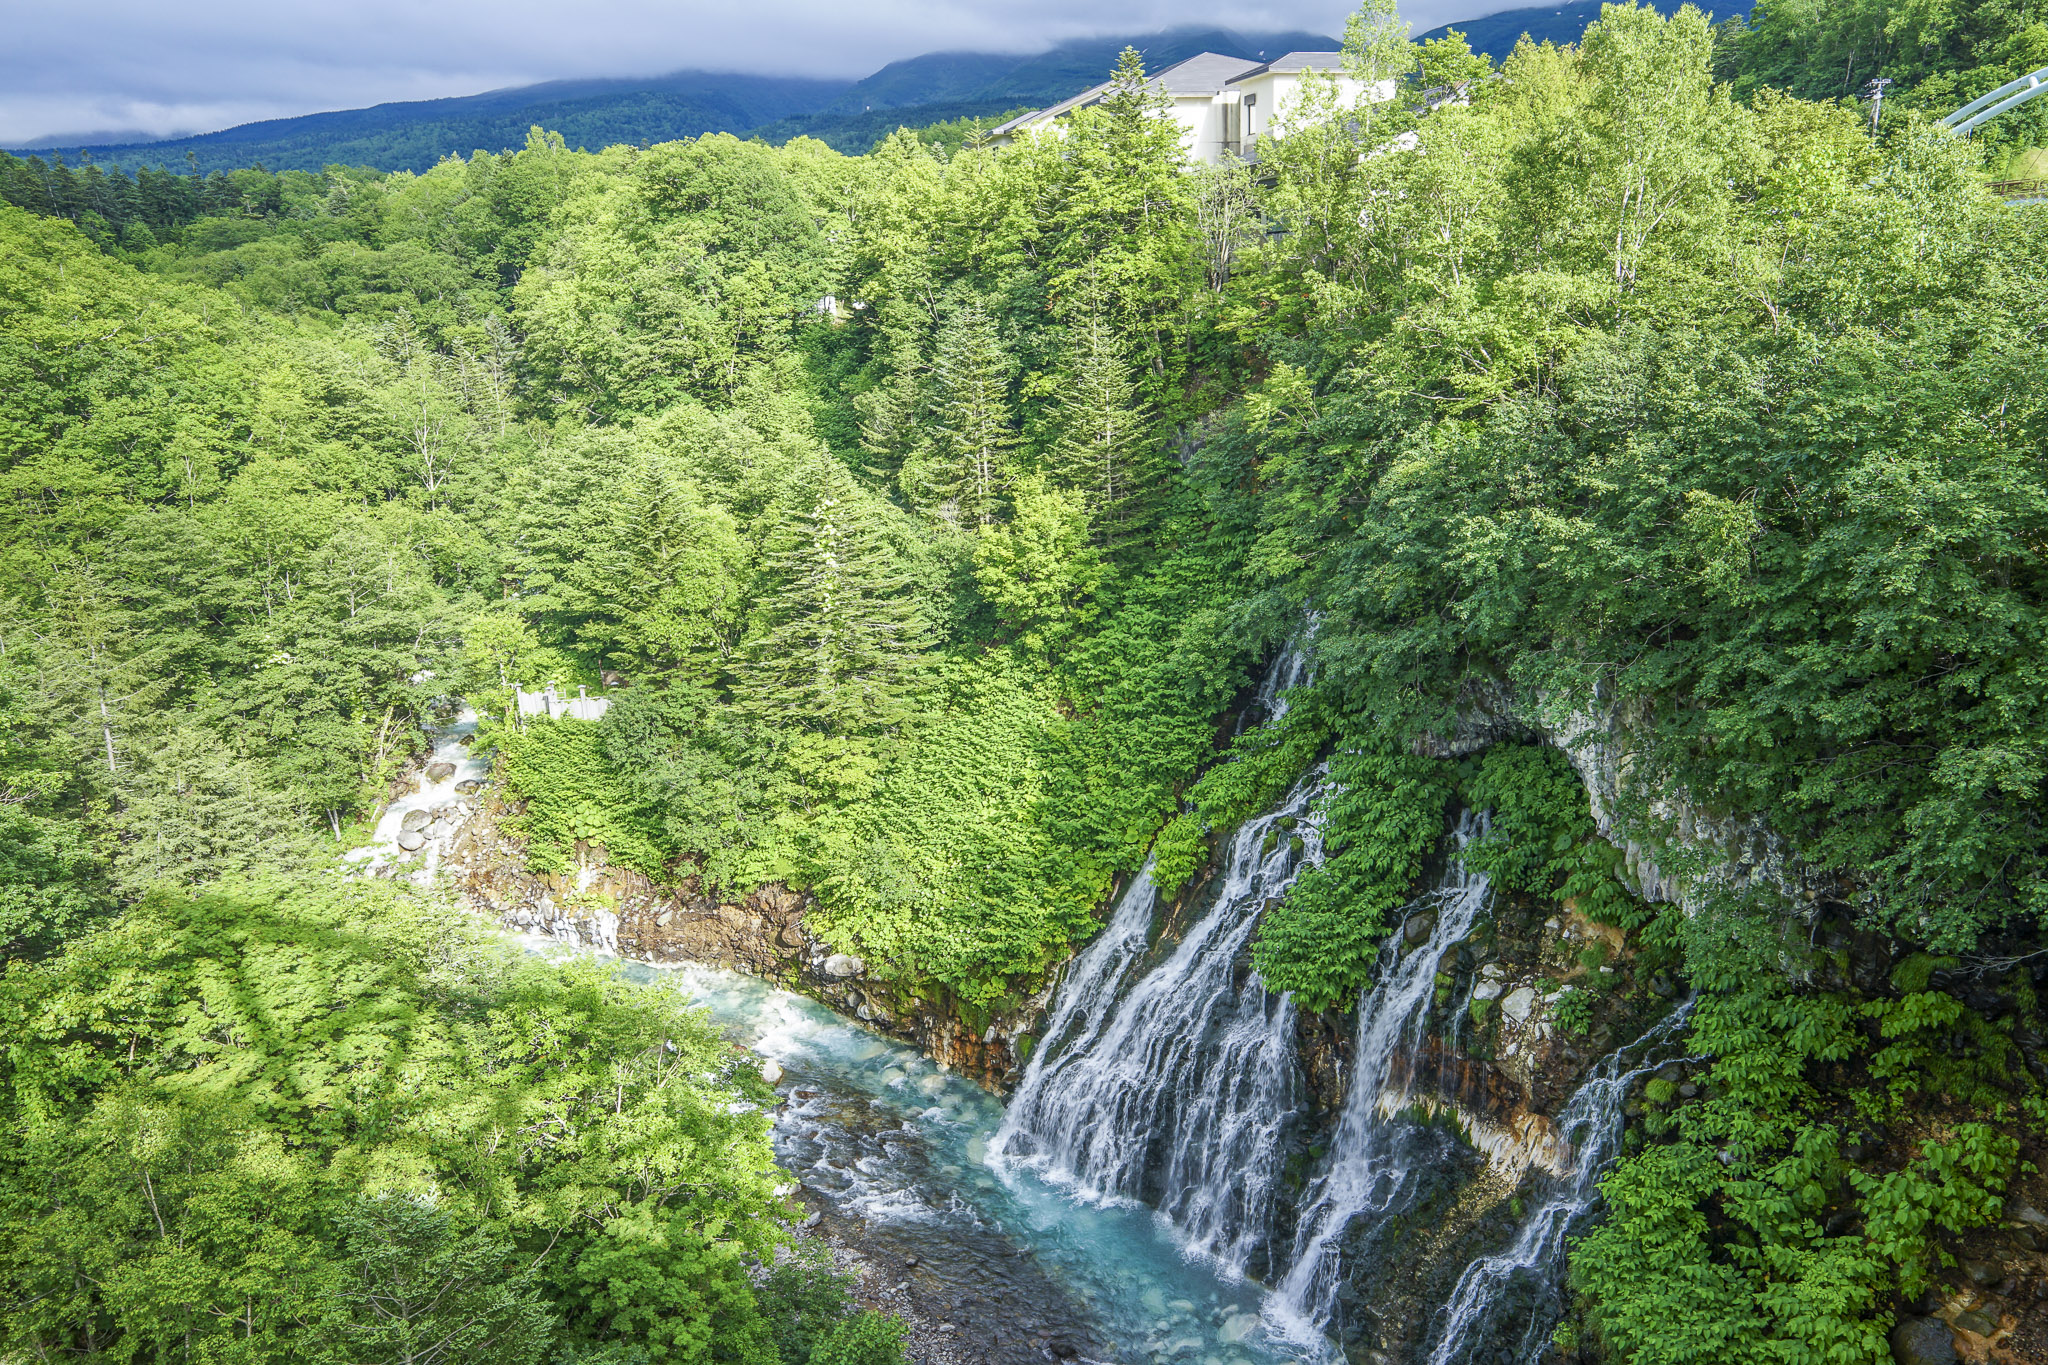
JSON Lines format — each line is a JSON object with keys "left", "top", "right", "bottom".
{"left": 4, "top": 1, "right": 2048, "bottom": 1359}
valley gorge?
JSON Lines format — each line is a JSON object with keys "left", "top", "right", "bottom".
{"left": 7, "top": 5, "right": 2048, "bottom": 1362}
{"left": 348, "top": 655, "right": 1727, "bottom": 1365}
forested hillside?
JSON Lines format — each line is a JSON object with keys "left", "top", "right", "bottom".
{"left": 1416, "top": 0, "right": 1675, "bottom": 60}
{"left": 7, "top": 25, "right": 1334, "bottom": 173}
{"left": 4, "top": 0, "right": 2048, "bottom": 1360}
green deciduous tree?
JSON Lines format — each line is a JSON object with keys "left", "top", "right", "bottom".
{"left": 972, "top": 475, "right": 1101, "bottom": 659}
{"left": 330, "top": 1199, "right": 553, "bottom": 1365}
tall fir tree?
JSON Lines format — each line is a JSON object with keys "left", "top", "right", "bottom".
{"left": 571, "top": 457, "right": 748, "bottom": 677}
{"left": 1046, "top": 48, "right": 1194, "bottom": 406}
{"left": 741, "top": 459, "right": 928, "bottom": 737}
{"left": 1048, "top": 299, "right": 1158, "bottom": 541}
{"left": 901, "top": 303, "right": 1018, "bottom": 528}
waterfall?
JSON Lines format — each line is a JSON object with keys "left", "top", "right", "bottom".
{"left": 1421, "top": 1002, "right": 1697, "bottom": 1365}
{"left": 990, "top": 776, "right": 1321, "bottom": 1276}
{"left": 1266, "top": 815, "right": 1493, "bottom": 1352}
{"left": 346, "top": 705, "right": 490, "bottom": 886}
{"left": 990, "top": 642, "right": 1318, "bottom": 1277}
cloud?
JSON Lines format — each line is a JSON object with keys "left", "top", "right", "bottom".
{"left": 3, "top": 0, "right": 1479, "bottom": 144}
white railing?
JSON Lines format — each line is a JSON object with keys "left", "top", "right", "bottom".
{"left": 1942, "top": 65, "right": 2048, "bottom": 136}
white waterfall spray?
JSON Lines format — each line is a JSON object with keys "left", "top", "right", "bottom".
{"left": 345, "top": 705, "right": 490, "bottom": 886}
{"left": 990, "top": 643, "right": 1318, "bottom": 1276}
{"left": 1266, "top": 815, "right": 1493, "bottom": 1353}
{"left": 1422, "top": 1002, "right": 1697, "bottom": 1365}
{"left": 990, "top": 776, "right": 1321, "bottom": 1276}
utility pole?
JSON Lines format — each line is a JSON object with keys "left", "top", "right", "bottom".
{"left": 1866, "top": 76, "right": 1893, "bottom": 134}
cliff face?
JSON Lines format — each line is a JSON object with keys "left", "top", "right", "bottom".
{"left": 1420, "top": 683, "right": 1839, "bottom": 915}
{"left": 449, "top": 792, "right": 1042, "bottom": 1088}
{"left": 1286, "top": 873, "right": 1676, "bottom": 1364}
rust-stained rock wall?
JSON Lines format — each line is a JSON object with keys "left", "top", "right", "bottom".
{"left": 450, "top": 794, "right": 1040, "bottom": 1089}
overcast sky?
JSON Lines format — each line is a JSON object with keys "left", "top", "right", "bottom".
{"left": 5, "top": 0, "right": 1481, "bottom": 145}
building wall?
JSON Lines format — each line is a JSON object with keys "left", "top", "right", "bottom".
{"left": 1166, "top": 96, "right": 1229, "bottom": 164}
{"left": 1241, "top": 73, "right": 1395, "bottom": 144}
{"left": 996, "top": 71, "right": 1397, "bottom": 166}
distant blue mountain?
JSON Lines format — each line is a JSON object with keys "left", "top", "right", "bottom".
{"left": 1418, "top": 0, "right": 1689, "bottom": 61}
{"left": 10, "top": 26, "right": 1336, "bottom": 174}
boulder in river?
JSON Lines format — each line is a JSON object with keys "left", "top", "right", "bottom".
{"left": 396, "top": 830, "right": 426, "bottom": 853}
{"left": 1403, "top": 909, "right": 1437, "bottom": 947}
{"left": 455, "top": 779, "right": 483, "bottom": 794}
{"left": 1888, "top": 1317, "right": 1958, "bottom": 1365}
{"left": 426, "top": 762, "right": 457, "bottom": 783}
{"left": 399, "top": 809, "right": 428, "bottom": 832}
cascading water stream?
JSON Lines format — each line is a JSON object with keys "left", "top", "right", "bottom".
{"left": 992, "top": 642, "right": 1320, "bottom": 1279}
{"left": 990, "top": 775, "right": 1323, "bottom": 1278}
{"left": 1421, "top": 1001, "right": 1697, "bottom": 1365}
{"left": 345, "top": 705, "right": 490, "bottom": 884}
{"left": 1266, "top": 814, "right": 1494, "bottom": 1354}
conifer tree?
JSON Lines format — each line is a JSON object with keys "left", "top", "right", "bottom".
{"left": 1048, "top": 299, "right": 1157, "bottom": 540}
{"left": 855, "top": 362, "right": 928, "bottom": 483}
{"left": 573, "top": 457, "right": 748, "bottom": 676}
{"left": 1047, "top": 48, "right": 1193, "bottom": 402}
{"left": 902, "top": 303, "right": 1017, "bottom": 527}
{"left": 741, "top": 460, "right": 928, "bottom": 737}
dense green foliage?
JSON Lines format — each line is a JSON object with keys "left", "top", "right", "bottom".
{"left": 1717, "top": 0, "right": 2048, "bottom": 160}
{"left": 1573, "top": 933, "right": 2038, "bottom": 1362}
{"left": 0, "top": 880, "right": 902, "bottom": 1362}
{"left": 6, "top": 2, "right": 2048, "bottom": 1358}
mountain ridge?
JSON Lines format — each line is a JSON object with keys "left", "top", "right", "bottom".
{"left": 1416, "top": 0, "right": 1688, "bottom": 60}
{"left": 9, "top": 25, "right": 1337, "bottom": 173}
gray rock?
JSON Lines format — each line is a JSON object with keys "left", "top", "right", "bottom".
{"left": 455, "top": 779, "right": 483, "bottom": 794}
{"left": 1888, "top": 1316, "right": 1957, "bottom": 1365}
{"left": 1472, "top": 979, "right": 1504, "bottom": 1001}
{"left": 396, "top": 830, "right": 426, "bottom": 852}
{"left": 2009, "top": 1198, "right": 2048, "bottom": 1230}
{"left": 426, "top": 762, "right": 456, "bottom": 783}
{"left": 399, "top": 809, "right": 428, "bottom": 832}
{"left": 822, "top": 953, "right": 865, "bottom": 978}
{"left": 759, "top": 1058, "right": 783, "bottom": 1085}
{"left": 1501, "top": 986, "right": 1538, "bottom": 1023}
{"left": 1403, "top": 910, "right": 1437, "bottom": 947}
{"left": 1952, "top": 1309, "right": 1997, "bottom": 1336}
{"left": 1962, "top": 1259, "right": 2002, "bottom": 1287}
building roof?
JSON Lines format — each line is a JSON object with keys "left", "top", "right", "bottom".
{"left": 1157, "top": 52, "right": 1264, "bottom": 95}
{"left": 990, "top": 51, "right": 1274, "bottom": 136}
{"left": 1227, "top": 51, "right": 1348, "bottom": 82}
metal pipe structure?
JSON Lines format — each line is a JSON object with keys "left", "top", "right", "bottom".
{"left": 1941, "top": 65, "right": 2048, "bottom": 136}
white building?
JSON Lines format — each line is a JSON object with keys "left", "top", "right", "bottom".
{"left": 990, "top": 50, "right": 1389, "bottom": 165}
{"left": 515, "top": 683, "right": 610, "bottom": 721}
